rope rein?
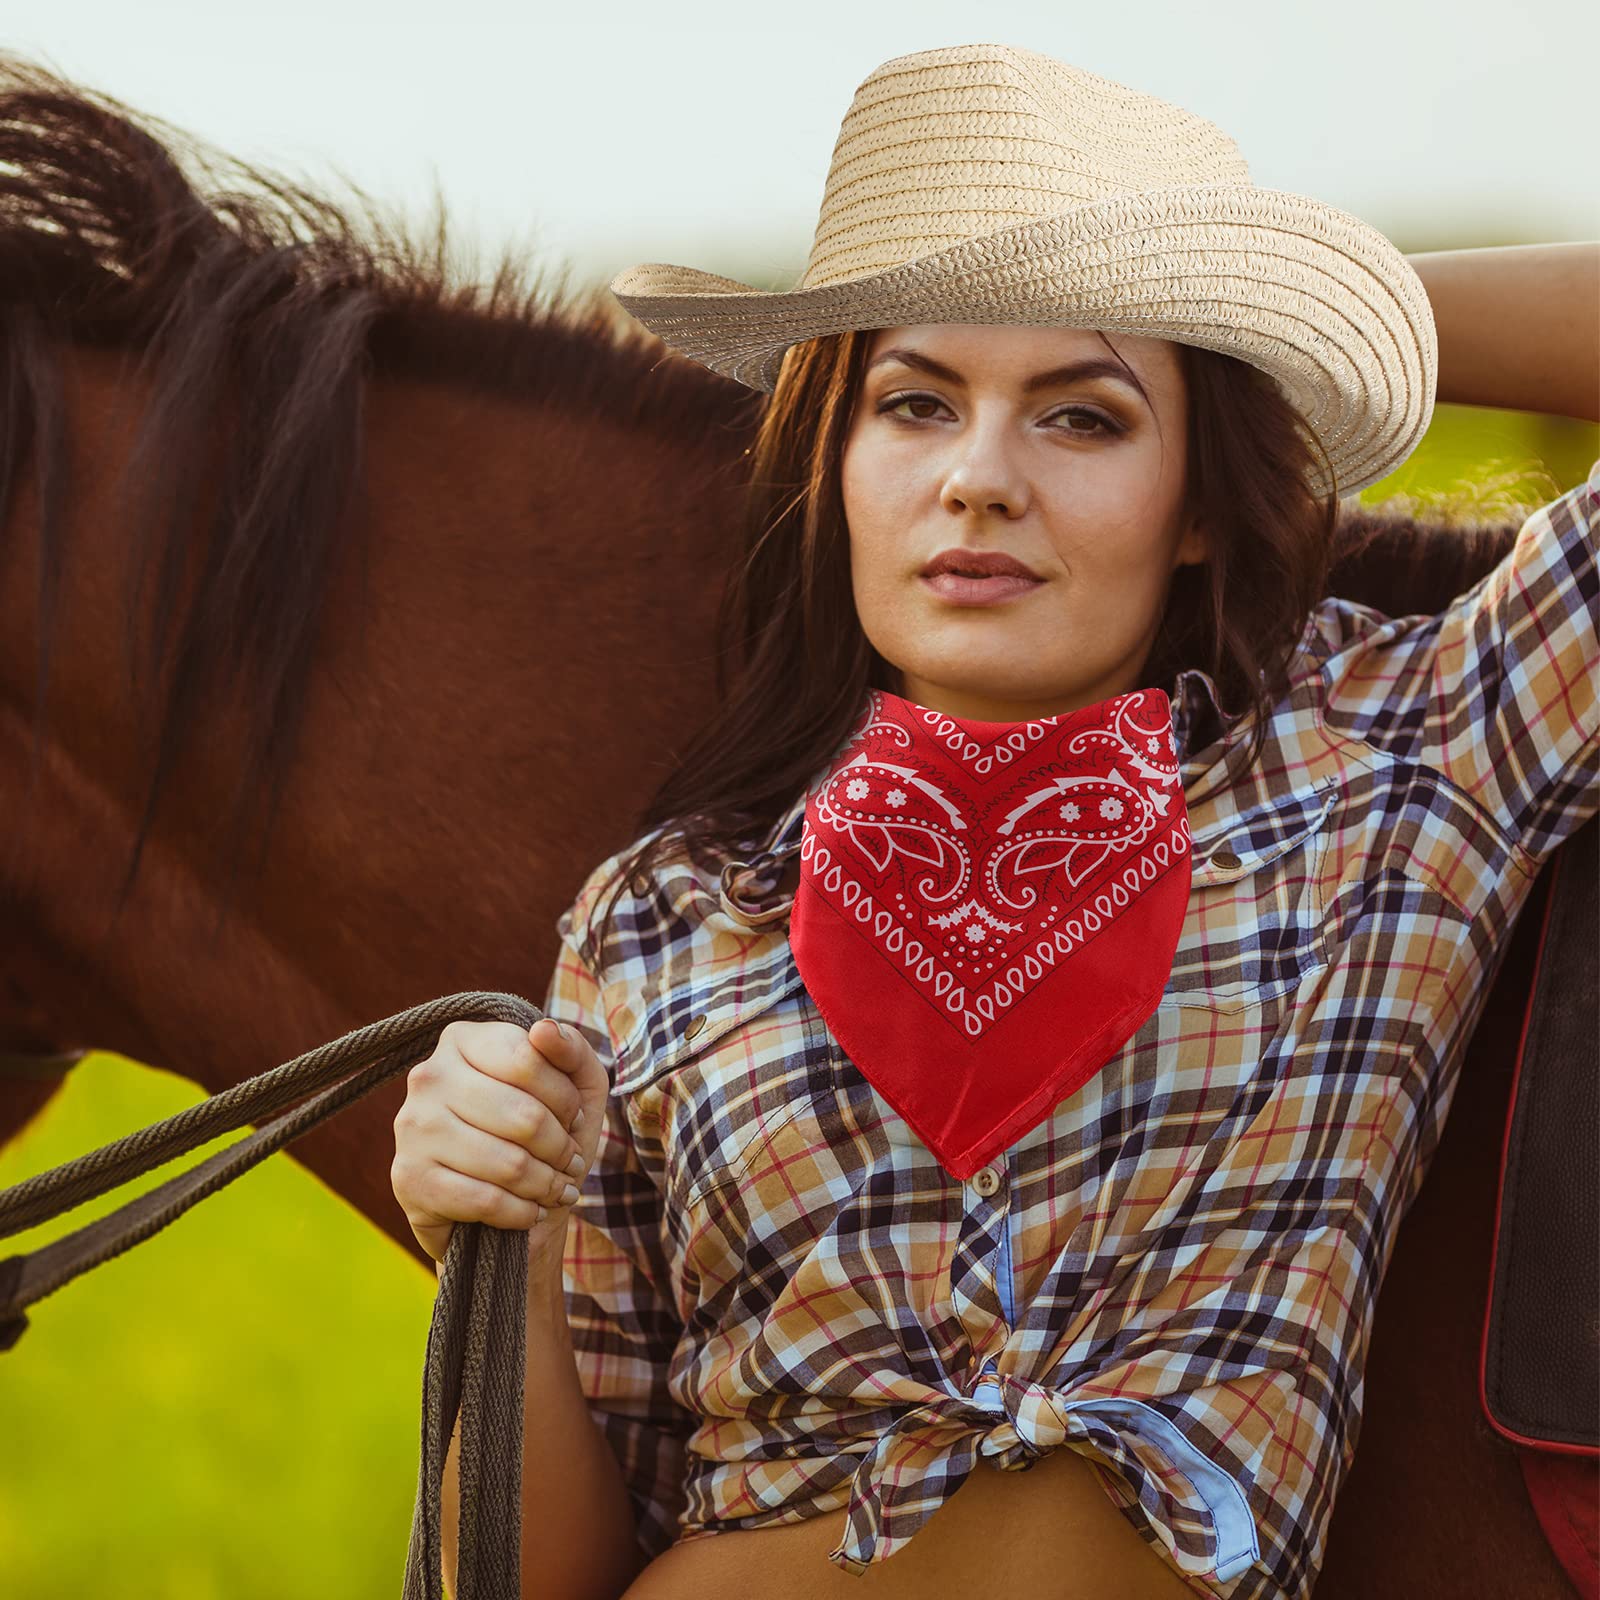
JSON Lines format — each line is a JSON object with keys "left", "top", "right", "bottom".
{"left": 0, "top": 991, "right": 539, "bottom": 1599}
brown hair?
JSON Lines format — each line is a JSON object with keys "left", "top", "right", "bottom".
{"left": 587, "top": 326, "right": 1345, "bottom": 959}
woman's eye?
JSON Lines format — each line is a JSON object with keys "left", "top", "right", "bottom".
{"left": 880, "top": 393, "right": 947, "bottom": 422}
{"left": 1053, "top": 408, "right": 1120, "bottom": 437}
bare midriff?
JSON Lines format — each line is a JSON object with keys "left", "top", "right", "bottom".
{"left": 618, "top": 1445, "right": 1210, "bottom": 1599}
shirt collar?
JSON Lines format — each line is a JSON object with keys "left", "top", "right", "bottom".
{"left": 739, "top": 668, "right": 1245, "bottom": 876}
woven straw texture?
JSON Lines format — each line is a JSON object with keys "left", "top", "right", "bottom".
{"left": 609, "top": 43, "right": 1438, "bottom": 499}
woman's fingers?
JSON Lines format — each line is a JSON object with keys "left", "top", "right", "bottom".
{"left": 431, "top": 1108, "right": 584, "bottom": 1211}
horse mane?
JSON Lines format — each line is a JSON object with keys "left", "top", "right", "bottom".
{"left": 0, "top": 52, "right": 1524, "bottom": 925}
{"left": 0, "top": 51, "right": 756, "bottom": 917}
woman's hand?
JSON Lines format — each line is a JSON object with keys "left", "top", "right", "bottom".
{"left": 1405, "top": 242, "right": 1599, "bottom": 422}
{"left": 390, "top": 1015, "right": 611, "bottom": 1264}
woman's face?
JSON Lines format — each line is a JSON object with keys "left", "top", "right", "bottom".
{"left": 840, "top": 322, "right": 1206, "bottom": 722}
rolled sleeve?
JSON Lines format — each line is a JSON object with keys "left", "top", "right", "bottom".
{"left": 1319, "top": 461, "right": 1599, "bottom": 866}
{"left": 543, "top": 924, "right": 693, "bottom": 1564}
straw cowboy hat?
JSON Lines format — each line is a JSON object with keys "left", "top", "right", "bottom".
{"left": 609, "top": 42, "right": 1437, "bottom": 499}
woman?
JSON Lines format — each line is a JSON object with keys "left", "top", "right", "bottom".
{"left": 390, "top": 43, "right": 1599, "bottom": 1600}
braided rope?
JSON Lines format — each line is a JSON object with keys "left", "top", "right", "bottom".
{"left": 0, "top": 991, "right": 540, "bottom": 1600}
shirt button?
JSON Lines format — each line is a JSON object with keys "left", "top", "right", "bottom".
{"left": 971, "top": 1164, "right": 1003, "bottom": 1197}
{"left": 683, "top": 1013, "right": 707, "bottom": 1042}
{"left": 630, "top": 871, "right": 651, "bottom": 896}
{"left": 1209, "top": 848, "right": 1241, "bottom": 870}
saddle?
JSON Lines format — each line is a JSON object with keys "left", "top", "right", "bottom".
{"left": 1481, "top": 812, "right": 1599, "bottom": 1594}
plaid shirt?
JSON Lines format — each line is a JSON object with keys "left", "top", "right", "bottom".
{"left": 544, "top": 461, "right": 1599, "bottom": 1599}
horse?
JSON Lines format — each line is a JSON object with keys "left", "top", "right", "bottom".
{"left": 0, "top": 53, "right": 1579, "bottom": 1598}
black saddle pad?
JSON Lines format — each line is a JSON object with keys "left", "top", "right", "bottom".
{"left": 1482, "top": 813, "right": 1599, "bottom": 1451}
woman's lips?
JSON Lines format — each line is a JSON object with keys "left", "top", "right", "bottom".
{"left": 921, "top": 572, "right": 1043, "bottom": 605}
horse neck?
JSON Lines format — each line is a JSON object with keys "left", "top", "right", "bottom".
{"left": 0, "top": 336, "right": 749, "bottom": 1239}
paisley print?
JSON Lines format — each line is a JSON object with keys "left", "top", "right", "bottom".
{"left": 790, "top": 684, "right": 1192, "bottom": 1178}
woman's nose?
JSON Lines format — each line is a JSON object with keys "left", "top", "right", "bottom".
{"left": 938, "top": 423, "right": 1030, "bottom": 518}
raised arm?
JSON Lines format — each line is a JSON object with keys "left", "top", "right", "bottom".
{"left": 1404, "top": 242, "right": 1599, "bottom": 422}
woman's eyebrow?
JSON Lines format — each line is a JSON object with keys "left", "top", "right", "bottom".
{"left": 866, "top": 346, "right": 1143, "bottom": 397}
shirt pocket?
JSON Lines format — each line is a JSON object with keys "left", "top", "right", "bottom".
{"left": 1164, "top": 780, "right": 1337, "bottom": 1013}
{"left": 608, "top": 942, "right": 840, "bottom": 1211}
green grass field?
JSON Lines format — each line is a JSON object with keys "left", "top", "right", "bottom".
{"left": 0, "top": 1056, "right": 432, "bottom": 1598}
{"left": 0, "top": 402, "right": 1595, "bottom": 1598}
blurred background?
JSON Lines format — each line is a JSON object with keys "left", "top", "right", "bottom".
{"left": 1, "top": 1, "right": 1596, "bottom": 1595}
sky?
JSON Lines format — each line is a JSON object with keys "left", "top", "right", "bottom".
{"left": 10, "top": 0, "right": 1598, "bottom": 300}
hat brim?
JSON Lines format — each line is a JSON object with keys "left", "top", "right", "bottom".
{"left": 609, "top": 183, "right": 1437, "bottom": 499}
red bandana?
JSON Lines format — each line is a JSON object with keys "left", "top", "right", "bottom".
{"left": 790, "top": 685, "right": 1192, "bottom": 1179}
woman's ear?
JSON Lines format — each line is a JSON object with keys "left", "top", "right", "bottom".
{"left": 1172, "top": 514, "right": 1208, "bottom": 569}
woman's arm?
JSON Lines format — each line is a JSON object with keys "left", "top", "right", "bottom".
{"left": 1405, "top": 242, "right": 1599, "bottom": 422}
